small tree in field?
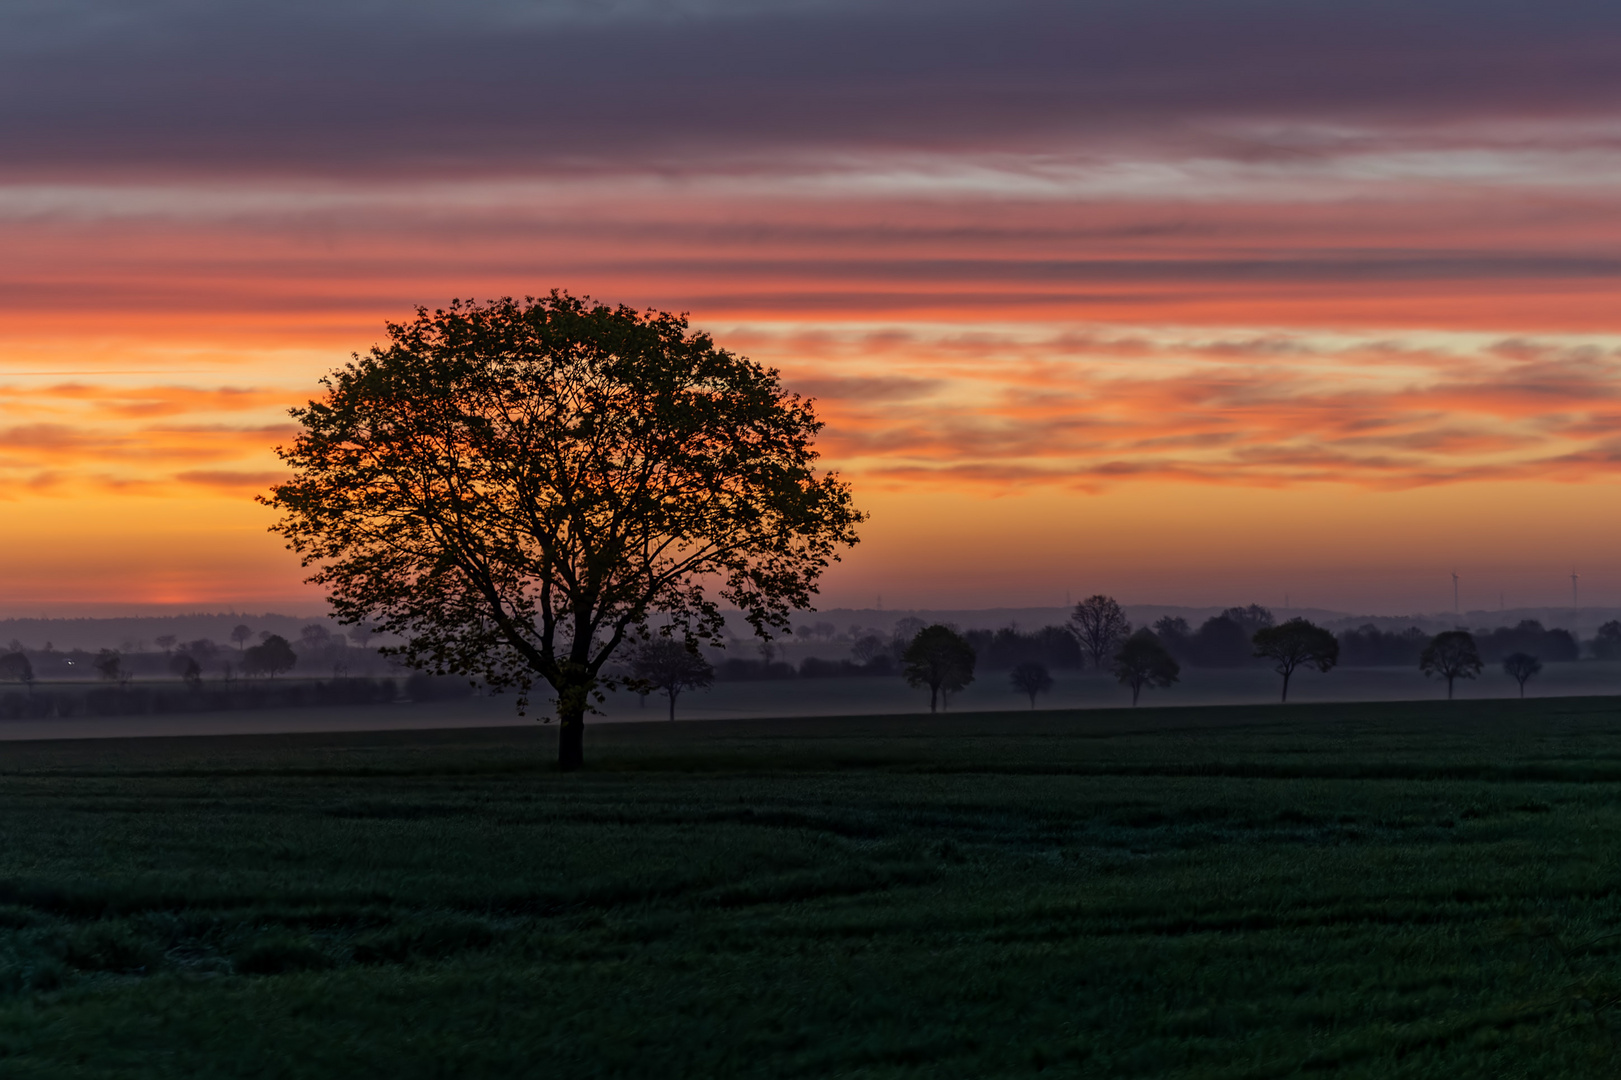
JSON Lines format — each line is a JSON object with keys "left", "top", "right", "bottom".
{"left": 629, "top": 637, "right": 714, "bottom": 721}
{"left": 1251, "top": 618, "right": 1339, "bottom": 703}
{"left": 1420, "top": 630, "right": 1483, "bottom": 699}
{"left": 1111, "top": 629, "right": 1180, "bottom": 706}
{"left": 264, "top": 292, "right": 862, "bottom": 771}
{"left": 0, "top": 652, "right": 33, "bottom": 691}
{"left": 230, "top": 625, "right": 253, "bottom": 653}
{"left": 1502, "top": 652, "right": 1542, "bottom": 698}
{"left": 903, "top": 625, "right": 975, "bottom": 712}
{"left": 242, "top": 635, "right": 297, "bottom": 679}
{"left": 1069, "top": 595, "right": 1130, "bottom": 670}
{"left": 1009, "top": 661, "right": 1053, "bottom": 708}
{"left": 169, "top": 653, "right": 203, "bottom": 688}
{"left": 94, "top": 649, "right": 123, "bottom": 684}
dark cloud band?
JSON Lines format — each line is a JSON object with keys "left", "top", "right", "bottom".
{"left": 7, "top": 0, "right": 1621, "bottom": 175}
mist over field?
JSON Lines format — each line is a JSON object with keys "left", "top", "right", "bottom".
{"left": 2, "top": 598, "right": 1617, "bottom": 742}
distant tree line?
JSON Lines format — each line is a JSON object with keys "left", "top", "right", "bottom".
{"left": 0, "top": 602, "right": 1606, "bottom": 721}
{"left": 0, "top": 673, "right": 472, "bottom": 721}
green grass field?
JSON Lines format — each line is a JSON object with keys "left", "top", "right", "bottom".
{"left": 2, "top": 698, "right": 1621, "bottom": 1077}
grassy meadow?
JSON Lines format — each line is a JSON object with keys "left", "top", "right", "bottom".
{"left": 2, "top": 699, "right": 1621, "bottom": 1076}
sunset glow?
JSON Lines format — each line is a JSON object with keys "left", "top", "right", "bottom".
{"left": 7, "top": 1, "right": 1621, "bottom": 614}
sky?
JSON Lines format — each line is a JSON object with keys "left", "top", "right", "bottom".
{"left": 5, "top": 0, "right": 1621, "bottom": 617}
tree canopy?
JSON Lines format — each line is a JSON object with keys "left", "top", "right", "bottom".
{"left": 1501, "top": 651, "right": 1542, "bottom": 698}
{"left": 1069, "top": 595, "right": 1131, "bottom": 670}
{"left": 1420, "top": 631, "right": 1483, "bottom": 699}
{"left": 243, "top": 635, "right": 297, "bottom": 679}
{"left": 1111, "top": 629, "right": 1180, "bottom": 706}
{"left": 902, "top": 625, "right": 976, "bottom": 712}
{"left": 264, "top": 292, "right": 862, "bottom": 770}
{"left": 1008, "top": 661, "right": 1053, "bottom": 708}
{"left": 0, "top": 652, "right": 32, "bottom": 686}
{"left": 1251, "top": 618, "right": 1338, "bottom": 702}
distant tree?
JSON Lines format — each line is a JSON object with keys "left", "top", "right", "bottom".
{"left": 187, "top": 638, "right": 221, "bottom": 664}
{"left": 0, "top": 652, "right": 33, "bottom": 689}
{"left": 1224, "top": 605, "right": 1275, "bottom": 637}
{"left": 628, "top": 638, "right": 714, "bottom": 721}
{"left": 1252, "top": 618, "right": 1339, "bottom": 703}
{"left": 299, "top": 624, "right": 333, "bottom": 649}
{"left": 1420, "top": 631, "right": 1483, "bottom": 699}
{"left": 242, "top": 635, "right": 297, "bottom": 679}
{"left": 229, "top": 624, "right": 253, "bottom": 653}
{"left": 902, "top": 625, "right": 976, "bottom": 712}
{"left": 1337, "top": 624, "right": 1429, "bottom": 667}
{"left": 168, "top": 653, "right": 202, "bottom": 688}
{"left": 347, "top": 626, "right": 375, "bottom": 650}
{"left": 1593, "top": 620, "right": 1621, "bottom": 661}
{"left": 1009, "top": 661, "right": 1053, "bottom": 708}
{"left": 1187, "top": 615, "right": 1253, "bottom": 667}
{"left": 1476, "top": 620, "right": 1578, "bottom": 663}
{"left": 1502, "top": 652, "right": 1542, "bottom": 698}
{"left": 851, "top": 633, "right": 888, "bottom": 666}
{"left": 4, "top": 639, "right": 23, "bottom": 655}
{"left": 1111, "top": 629, "right": 1180, "bottom": 706}
{"left": 94, "top": 649, "right": 123, "bottom": 683}
{"left": 155, "top": 635, "right": 177, "bottom": 655}
{"left": 1070, "top": 595, "right": 1131, "bottom": 670}
{"left": 1151, "top": 616, "right": 1193, "bottom": 660}
{"left": 889, "top": 617, "right": 927, "bottom": 663}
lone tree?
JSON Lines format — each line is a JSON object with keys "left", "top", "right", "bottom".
{"left": 1251, "top": 618, "right": 1339, "bottom": 703}
{"left": 628, "top": 637, "right": 714, "bottom": 721}
{"left": 242, "top": 635, "right": 297, "bottom": 679}
{"left": 1420, "top": 630, "right": 1483, "bottom": 699}
{"left": 1111, "top": 629, "right": 1180, "bottom": 706}
{"left": 1070, "top": 594, "right": 1131, "bottom": 670}
{"left": 169, "top": 652, "right": 203, "bottom": 688}
{"left": 1502, "top": 651, "right": 1542, "bottom": 698}
{"left": 902, "top": 625, "right": 976, "bottom": 712}
{"left": 230, "top": 624, "right": 253, "bottom": 653}
{"left": 94, "top": 649, "right": 122, "bottom": 684}
{"left": 263, "top": 292, "right": 862, "bottom": 771}
{"left": 0, "top": 652, "right": 33, "bottom": 689}
{"left": 1009, "top": 661, "right": 1053, "bottom": 708}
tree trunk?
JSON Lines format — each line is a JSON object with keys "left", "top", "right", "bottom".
{"left": 667, "top": 689, "right": 676, "bottom": 722}
{"left": 556, "top": 681, "right": 591, "bottom": 772}
{"left": 1446, "top": 675, "right": 1455, "bottom": 700}
{"left": 929, "top": 684, "right": 939, "bottom": 712}
{"left": 1280, "top": 670, "right": 1291, "bottom": 703}
{"left": 1132, "top": 682, "right": 1141, "bottom": 706}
